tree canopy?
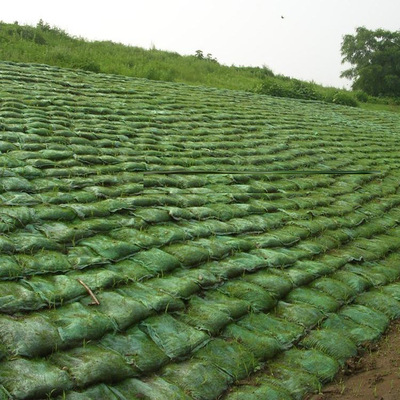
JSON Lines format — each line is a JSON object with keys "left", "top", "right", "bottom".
{"left": 341, "top": 27, "right": 400, "bottom": 97}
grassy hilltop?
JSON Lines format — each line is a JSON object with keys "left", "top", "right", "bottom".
{"left": 1, "top": 20, "right": 399, "bottom": 112}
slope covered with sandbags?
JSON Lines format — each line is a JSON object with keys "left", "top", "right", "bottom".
{"left": 1, "top": 61, "right": 400, "bottom": 399}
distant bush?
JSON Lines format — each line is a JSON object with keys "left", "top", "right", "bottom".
{"left": 331, "top": 91, "right": 358, "bottom": 107}
{"left": 291, "top": 80, "right": 320, "bottom": 100}
{"left": 76, "top": 60, "right": 101, "bottom": 73}
{"left": 354, "top": 90, "right": 369, "bottom": 102}
{"left": 255, "top": 78, "right": 320, "bottom": 101}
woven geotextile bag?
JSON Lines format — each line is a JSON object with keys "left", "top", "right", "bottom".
{"left": 0, "top": 359, "right": 72, "bottom": 399}
{"left": 161, "top": 359, "right": 232, "bottom": 399}
{"left": 238, "top": 313, "right": 304, "bottom": 348}
{"left": 300, "top": 328, "right": 357, "bottom": 365}
{"left": 100, "top": 326, "right": 169, "bottom": 373}
{"left": 194, "top": 338, "right": 257, "bottom": 381}
{"left": 275, "top": 301, "right": 324, "bottom": 328}
{"left": 110, "top": 377, "right": 191, "bottom": 400}
{"left": 321, "top": 313, "right": 382, "bottom": 345}
{"left": 338, "top": 304, "right": 389, "bottom": 332}
{"left": 223, "top": 323, "right": 282, "bottom": 361}
{"left": 355, "top": 290, "right": 400, "bottom": 319}
{"left": 139, "top": 314, "right": 209, "bottom": 360}
{"left": 243, "top": 270, "right": 293, "bottom": 299}
{"left": 225, "top": 381, "right": 292, "bottom": 400}
{"left": 62, "top": 384, "right": 118, "bottom": 400}
{"left": 218, "top": 280, "right": 277, "bottom": 312}
{"left": 274, "top": 348, "right": 339, "bottom": 383}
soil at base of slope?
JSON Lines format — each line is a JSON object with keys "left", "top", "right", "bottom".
{"left": 307, "top": 319, "right": 400, "bottom": 400}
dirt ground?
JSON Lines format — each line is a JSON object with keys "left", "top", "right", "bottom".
{"left": 308, "top": 319, "right": 400, "bottom": 400}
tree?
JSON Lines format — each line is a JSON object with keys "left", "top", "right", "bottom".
{"left": 340, "top": 27, "right": 400, "bottom": 97}
{"left": 194, "top": 50, "right": 218, "bottom": 63}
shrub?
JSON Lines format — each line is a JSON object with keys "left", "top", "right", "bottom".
{"left": 354, "top": 90, "right": 369, "bottom": 102}
{"left": 331, "top": 91, "right": 358, "bottom": 107}
{"left": 291, "top": 80, "right": 320, "bottom": 101}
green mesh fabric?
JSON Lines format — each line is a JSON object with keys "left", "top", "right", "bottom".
{"left": 1, "top": 61, "right": 400, "bottom": 400}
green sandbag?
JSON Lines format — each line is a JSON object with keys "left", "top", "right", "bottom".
{"left": 178, "top": 220, "right": 211, "bottom": 240}
{"left": 79, "top": 235, "right": 139, "bottom": 261}
{"left": 63, "top": 384, "right": 119, "bottom": 400}
{"left": 0, "top": 313, "right": 62, "bottom": 357}
{"left": 146, "top": 274, "right": 200, "bottom": 300}
{"left": 0, "top": 281, "right": 45, "bottom": 313}
{"left": 140, "top": 314, "right": 209, "bottom": 359}
{"left": 100, "top": 326, "right": 169, "bottom": 373}
{"left": 200, "top": 219, "right": 239, "bottom": 235}
{"left": 300, "top": 328, "right": 358, "bottom": 365}
{"left": 48, "top": 302, "right": 116, "bottom": 347}
{"left": 282, "top": 260, "right": 336, "bottom": 287}
{"left": 34, "top": 204, "right": 77, "bottom": 221}
{"left": 0, "top": 358, "right": 73, "bottom": 399}
{"left": 285, "top": 287, "right": 340, "bottom": 313}
{"left": 276, "top": 348, "right": 339, "bottom": 383}
{"left": 81, "top": 291, "right": 150, "bottom": 330}
{"left": 162, "top": 359, "right": 232, "bottom": 400}
{"left": 110, "top": 227, "right": 159, "bottom": 249}
{"left": 134, "top": 208, "right": 171, "bottom": 223}
{"left": 162, "top": 242, "right": 210, "bottom": 267}
{"left": 107, "top": 258, "right": 152, "bottom": 282}
{"left": 343, "top": 263, "right": 395, "bottom": 287}
{"left": 355, "top": 290, "right": 400, "bottom": 319}
{"left": 110, "top": 377, "right": 192, "bottom": 400}
{"left": 145, "top": 224, "right": 188, "bottom": 245}
{"left": 243, "top": 270, "right": 293, "bottom": 299}
{"left": 203, "top": 252, "right": 263, "bottom": 279}
{"left": 16, "top": 251, "right": 72, "bottom": 275}
{"left": 266, "top": 365, "right": 321, "bottom": 400}
{"left": 179, "top": 296, "right": 232, "bottom": 335}
{"left": 381, "top": 282, "right": 400, "bottom": 301}
{"left": 0, "top": 255, "right": 23, "bottom": 279}
{"left": 118, "top": 282, "right": 185, "bottom": 313}
{"left": 69, "top": 268, "right": 120, "bottom": 293}
{"left": 322, "top": 314, "right": 382, "bottom": 345}
{"left": 203, "top": 291, "right": 249, "bottom": 319}
{"left": 225, "top": 380, "right": 292, "bottom": 400}
{"left": 23, "top": 274, "right": 87, "bottom": 306}
{"left": 238, "top": 313, "right": 304, "bottom": 348}
{"left": 14, "top": 232, "right": 62, "bottom": 253}
{"left": 131, "top": 248, "right": 181, "bottom": 275}
{"left": 50, "top": 345, "right": 136, "bottom": 388}
{"left": 310, "top": 277, "right": 357, "bottom": 302}
{"left": 223, "top": 323, "right": 282, "bottom": 360}
{"left": 275, "top": 301, "right": 324, "bottom": 328}
{"left": 193, "top": 237, "right": 235, "bottom": 260}
{"left": 67, "top": 246, "right": 108, "bottom": 269}
{"left": 218, "top": 280, "right": 276, "bottom": 312}
{"left": 251, "top": 248, "right": 297, "bottom": 267}
{"left": 331, "top": 270, "right": 371, "bottom": 293}
{"left": 194, "top": 338, "right": 257, "bottom": 380}
{"left": 339, "top": 304, "right": 389, "bottom": 332}
{"left": 174, "top": 268, "right": 219, "bottom": 289}
{"left": 36, "top": 221, "right": 90, "bottom": 244}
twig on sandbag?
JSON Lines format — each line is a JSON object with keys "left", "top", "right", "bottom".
{"left": 77, "top": 279, "right": 100, "bottom": 305}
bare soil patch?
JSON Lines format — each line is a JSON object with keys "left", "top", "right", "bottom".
{"left": 308, "top": 319, "right": 400, "bottom": 400}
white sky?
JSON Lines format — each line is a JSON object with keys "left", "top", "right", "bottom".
{"left": 2, "top": 0, "right": 399, "bottom": 88}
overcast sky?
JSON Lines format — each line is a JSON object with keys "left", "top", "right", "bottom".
{"left": 2, "top": 0, "right": 399, "bottom": 88}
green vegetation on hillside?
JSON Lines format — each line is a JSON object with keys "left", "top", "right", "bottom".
{"left": 0, "top": 20, "right": 399, "bottom": 112}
